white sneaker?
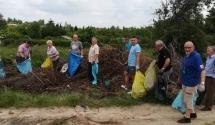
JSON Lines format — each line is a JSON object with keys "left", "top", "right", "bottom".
{"left": 121, "top": 85, "right": 128, "bottom": 90}
{"left": 127, "top": 91, "right": 132, "bottom": 94}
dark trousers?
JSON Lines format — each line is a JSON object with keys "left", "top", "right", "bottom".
{"left": 87, "top": 62, "right": 94, "bottom": 82}
{"left": 16, "top": 56, "right": 25, "bottom": 63}
{"left": 53, "top": 58, "right": 59, "bottom": 72}
{"left": 196, "top": 76, "right": 215, "bottom": 108}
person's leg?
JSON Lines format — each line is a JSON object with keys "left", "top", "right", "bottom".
{"left": 204, "top": 77, "right": 215, "bottom": 110}
{"left": 162, "top": 68, "right": 173, "bottom": 93}
{"left": 88, "top": 62, "right": 94, "bottom": 82}
{"left": 124, "top": 71, "right": 129, "bottom": 89}
{"left": 52, "top": 58, "right": 59, "bottom": 72}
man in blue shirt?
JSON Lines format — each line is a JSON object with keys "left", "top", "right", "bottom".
{"left": 121, "top": 36, "right": 141, "bottom": 93}
{"left": 196, "top": 46, "right": 215, "bottom": 111}
{"left": 124, "top": 38, "right": 132, "bottom": 51}
{"left": 177, "top": 41, "right": 206, "bottom": 124}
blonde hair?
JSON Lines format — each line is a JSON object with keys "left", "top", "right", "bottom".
{"left": 46, "top": 40, "right": 52, "bottom": 44}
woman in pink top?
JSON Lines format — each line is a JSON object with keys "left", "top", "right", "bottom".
{"left": 46, "top": 40, "right": 59, "bottom": 72}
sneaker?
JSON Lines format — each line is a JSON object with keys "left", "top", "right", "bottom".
{"left": 201, "top": 106, "right": 212, "bottom": 111}
{"left": 190, "top": 113, "right": 197, "bottom": 118}
{"left": 121, "top": 85, "right": 128, "bottom": 90}
{"left": 127, "top": 91, "right": 132, "bottom": 94}
{"left": 177, "top": 117, "right": 191, "bottom": 123}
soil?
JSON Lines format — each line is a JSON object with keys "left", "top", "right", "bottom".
{"left": 0, "top": 104, "right": 214, "bottom": 125}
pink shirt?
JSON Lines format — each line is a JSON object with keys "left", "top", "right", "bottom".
{"left": 88, "top": 44, "right": 99, "bottom": 63}
{"left": 47, "top": 46, "right": 59, "bottom": 61}
{"left": 17, "top": 44, "right": 30, "bottom": 57}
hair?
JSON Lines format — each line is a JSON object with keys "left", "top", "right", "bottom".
{"left": 125, "top": 38, "right": 129, "bottom": 40}
{"left": 208, "top": 46, "right": 215, "bottom": 53}
{"left": 46, "top": 40, "right": 52, "bottom": 44}
{"left": 131, "top": 36, "right": 137, "bottom": 39}
{"left": 155, "top": 40, "right": 166, "bottom": 47}
{"left": 92, "top": 37, "right": 97, "bottom": 42}
{"left": 73, "top": 34, "right": 78, "bottom": 37}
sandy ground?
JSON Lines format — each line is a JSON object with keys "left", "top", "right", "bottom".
{"left": 0, "top": 104, "right": 214, "bottom": 125}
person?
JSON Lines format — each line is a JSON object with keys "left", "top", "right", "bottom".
{"left": 155, "top": 40, "right": 173, "bottom": 94}
{"left": 177, "top": 41, "right": 205, "bottom": 123}
{"left": 69, "top": 34, "right": 83, "bottom": 75}
{"left": 88, "top": 37, "right": 99, "bottom": 83}
{"left": 124, "top": 38, "right": 132, "bottom": 51}
{"left": 16, "top": 41, "right": 32, "bottom": 63}
{"left": 46, "top": 40, "right": 59, "bottom": 72}
{"left": 196, "top": 46, "right": 215, "bottom": 111}
{"left": 121, "top": 36, "right": 141, "bottom": 93}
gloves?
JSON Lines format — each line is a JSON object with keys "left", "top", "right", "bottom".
{"left": 124, "top": 62, "right": 128, "bottom": 66}
{"left": 49, "top": 55, "right": 54, "bottom": 58}
{"left": 198, "top": 82, "right": 205, "bottom": 92}
{"left": 136, "top": 65, "right": 140, "bottom": 70}
{"left": 28, "top": 57, "right": 31, "bottom": 60}
{"left": 159, "top": 68, "right": 164, "bottom": 74}
{"left": 91, "top": 60, "right": 95, "bottom": 65}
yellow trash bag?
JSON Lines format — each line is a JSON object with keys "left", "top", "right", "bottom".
{"left": 131, "top": 71, "right": 146, "bottom": 99}
{"left": 144, "top": 60, "right": 156, "bottom": 91}
{"left": 41, "top": 57, "right": 53, "bottom": 70}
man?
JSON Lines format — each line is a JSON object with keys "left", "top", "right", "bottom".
{"left": 124, "top": 38, "right": 132, "bottom": 51}
{"left": 16, "top": 41, "right": 32, "bottom": 63}
{"left": 69, "top": 34, "right": 83, "bottom": 56}
{"left": 177, "top": 41, "right": 205, "bottom": 123}
{"left": 88, "top": 37, "right": 99, "bottom": 84}
{"left": 155, "top": 40, "right": 173, "bottom": 93}
{"left": 69, "top": 34, "right": 83, "bottom": 75}
{"left": 196, "top": 46, "right": 215, "bottom": 111}
{"left": 121, "top": 36, "right": 141, "bottom": 93}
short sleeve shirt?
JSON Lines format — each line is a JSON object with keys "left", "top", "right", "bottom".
{"left": 47, "top": 46, "right": 59, "bottom": 61}
{"left": 128, "top": 44, "right": 141, "bottom": 66}
{"left": 70, "top": 41, "right": 83, "bottom": 55}
{"left": 125, "top": 42, "right": 132, "bottom": 51}
{"left": 88, "top": 44, "right": 99, "bottom": 63}
{"left": 157, "top": 47, "right": 172, "bottom": 71}
{"left": 16, "top": 44, "right": 30, "bottom": 57}
{"left": 181, "top": 51, "right": 204, "bottom": 87}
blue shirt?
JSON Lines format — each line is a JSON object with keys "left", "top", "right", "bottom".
{"left": 128, "top": 44, "right": 141, "bottom": 66}
{"left": 125, "top": 42, "right": 132, "bottom": 51}
{"left": 181, "top": 51, "right": 204, "bottom": 87}
{"left": 205, "top": 54, "right": 215, "bottom": 78}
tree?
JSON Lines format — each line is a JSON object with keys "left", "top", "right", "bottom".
{"left": 27, "top": 21, "right": 41, "bottom": 39}
{"left": 0, "top": 13, "right": 7, "bottom": 30}
{"left": 74, "top": 26, "right": 78, "bottom": 31}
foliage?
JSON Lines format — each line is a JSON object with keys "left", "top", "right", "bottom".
{"left": 0, "top": 13, "right": 7, "bottom": 30}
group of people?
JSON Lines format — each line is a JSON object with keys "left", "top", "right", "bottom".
{"left": 123, "top": 38, "right": 214, "bottom": 124}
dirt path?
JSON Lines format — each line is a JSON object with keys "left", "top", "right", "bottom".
{"left": 0, "top": 104, "right": 214, "bottom": 125}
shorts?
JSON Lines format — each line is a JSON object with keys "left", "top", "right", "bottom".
{"left": 125, "top": 66, "right": 136, "bottom": 75}
{"left": 182, "top": 85, "right": 198, "bottom": 109}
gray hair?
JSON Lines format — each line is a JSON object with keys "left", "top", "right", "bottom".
{"left": 92, "top": 37, "right": 97, "bottom": 42}
{"left": 155, "top": 40, "right": 166, "bottom": 48}
{"left": 46, "top": 40, "right": 52, "bottom": 44}
{"left": 207, "top": 46, "right": 215, "bottom": 53}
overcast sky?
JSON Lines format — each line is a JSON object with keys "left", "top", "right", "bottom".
{"left": 0, "top": 0, "right": 164, "bottom": 28}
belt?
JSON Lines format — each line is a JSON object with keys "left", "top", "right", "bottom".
{"left": 206, "top": 76, "right": 215, "bottom": 79}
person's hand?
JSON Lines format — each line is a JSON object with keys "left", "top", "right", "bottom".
{"left": 198, "top": 82, "right": 205, "bottom": 92}
{"left": 28, "top": 57, "right": 31, "bottom": 60}
{"left": 92, "top": 60, "right": 95, "bottom": 65}
{"left": 159, "top": 68, "right": 164, "bottom": 74}
{"left": 124, "top": 62, "right": 128, "bottom": 66}
{"left": 49, "top": 55, "right": 53, "bottom": 58}
{"left": 136, "top": 65, "right": 140, "bottom": 70}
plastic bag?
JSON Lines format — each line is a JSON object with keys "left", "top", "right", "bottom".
{"left": 172, "top": 90, "right": 199, "bottom": 115}
{"left": 144, "top": 60, "right": 156, "bottom": 90}
{"left": 92, "top": 63, "right": 98, "bottom": 85}
{"left": 0, "top": 69, "right": 6, "bottom": 78}
{"left": 17, "top": 59, "right": 32, "bottom": 75}
{"left": 68, "top": 52, "right": 83, "bottom": 77}
{"left": 131, "top": 71, "right": 147, "bottom": 99}
{"left": 0, "top": 59, "right": 3, "bottom": 69}
{"left": 41, "top": 57, "right": 53, "bottom": 70}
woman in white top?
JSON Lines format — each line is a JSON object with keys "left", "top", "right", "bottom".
{"left": 46, "top": 40, "right": 59, "bottom": 72}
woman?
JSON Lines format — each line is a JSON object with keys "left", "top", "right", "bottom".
{"left": 46, "top": 40, "right": 59, "bottom": 72}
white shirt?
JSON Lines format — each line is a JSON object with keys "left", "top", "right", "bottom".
{"left": 88, "top": 44, "right": 99, "bottom": 63}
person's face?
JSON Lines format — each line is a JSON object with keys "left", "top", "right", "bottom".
{"left": 206, "top": 48, "right": 214, "bottom": 56}
{"left": 125, "top": 39, "right": 129, "bottom": 43}
{"left": 47, "top": 43, "right": 52, "bottom": 47}
{"left": 184, "top": 43, "right": 194, "bottom": 56}
{"left": 25, "top": 43, "right": 30, "bottom": 48}
{"left": 92, "top": 39, "right": 96, "bottom": 45}
{"left": 131, "top": 38, "right": 137, "bottom": 45}
{"left": 73, "top": 35, "right": 78, "bottom": 41}
{"left": 155, "top": 44, "right": 160, "bottom": 50}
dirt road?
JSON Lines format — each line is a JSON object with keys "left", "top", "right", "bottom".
{"left": 0, "top": 104, "right": 214, "bottom": 125}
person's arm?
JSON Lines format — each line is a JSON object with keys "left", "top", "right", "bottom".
{"left": 51, "top": 47, "right": 59, "bottom": 57}
{"left": 80, "top": 49, "right": 83, "bottom": 56}
{"left": 18, "top": 46, "right": 24, "bottom": 57}
{"left": 201, "top": 70, "right": 206, "bottom": 83}
{"left": 93, "top": 46, "right": 99, "bottom": 61}
{"left": 162, "top": 58, "right": 170, "bottom": 69}
{"left": 136, "top": 52, "right": 140, "bottom": 66}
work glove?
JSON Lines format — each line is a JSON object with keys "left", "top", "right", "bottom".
{"left": 136, "top": 65, "right": 140, "bottom": 70}
{"left": 198, "top": 82, "right": 205, "bottom": 92}
{"left": 124, "top": 62, "right": 128, "bottom": 66}
{"left": 28, "top": 57, "right": 31, "bottom": 60}
{"left": 159, "top": 68, "right": 164, "bottom": 75}
{"left": 91, "top": 60, "right": 95, "bottom": 65}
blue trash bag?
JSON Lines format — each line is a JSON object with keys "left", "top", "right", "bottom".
{"left": 16, "top": 59, "right": 32, "bottom": 75}
{"left": 172, "top": 90, "right": 199, "bottom": 115}
{"left": 68, "top": 52, "right": 83, "bottom": 77}
{"left": 0, "top": 60, "right": 6, "bottom": 78}
{"left": 92, "top": 63, "right": 98, "bottom": 85}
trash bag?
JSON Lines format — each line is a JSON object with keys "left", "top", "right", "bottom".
{"left": 172, "top": 90, "right": 199, "bottom": 115}
{"left": 68, "top": 52, "right": 83, "bottom": 77}
{"left": 92, "top": 63, "right": 98, "bottom": 85}
{"left": 16, "top": 59, "right": 32, "bottom": 75}
{"left": 41, "top": 57, "right": 53, "bottom": 70}
{"left": 0, "top": 60, "right": 6, "bottom": 78}
{"left": 0, "top": 59, "right": 3, "bottom": 69}
{"left": 144, "top": 60, "right": 156, "bottom": 90}
{"left": 131, "top": 71, "right": 147, "bottom": 99}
